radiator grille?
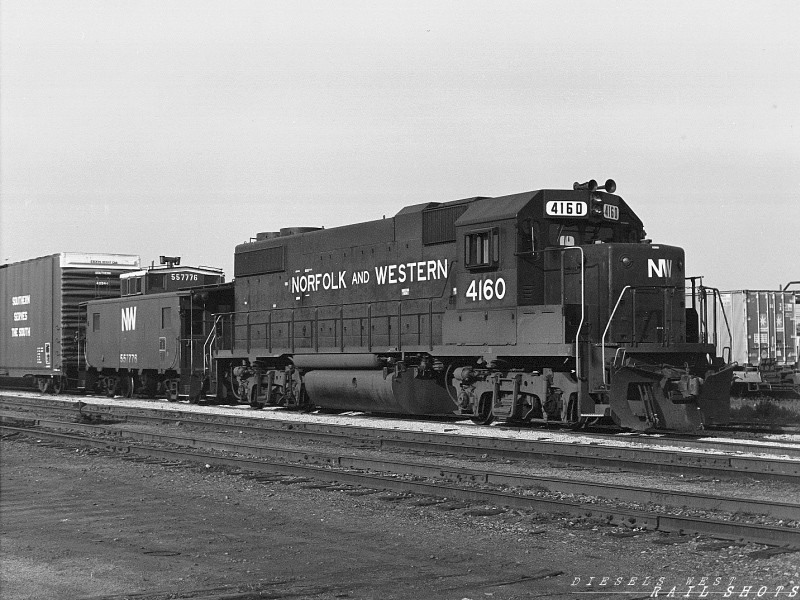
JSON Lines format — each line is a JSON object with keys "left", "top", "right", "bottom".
{"left": 422, "top": 204, "right": 468, "bottom": 245}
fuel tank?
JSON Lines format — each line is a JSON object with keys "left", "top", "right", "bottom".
{"left": 302, "top": 368, "right": 456, "bottom": 415}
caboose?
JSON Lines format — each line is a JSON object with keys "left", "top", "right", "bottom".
{"left": 208, "top": 181, "right": 733, "bottom": 432}
{"left": 83, "top": 258, "right": 229, "bottom": 400}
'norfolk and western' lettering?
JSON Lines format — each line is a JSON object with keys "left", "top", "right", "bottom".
{"left": 291, "top": 259, "right": 448, "bottom": 295}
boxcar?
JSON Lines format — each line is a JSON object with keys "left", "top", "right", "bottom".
{"left": 0, "top": 253, "right": 140, "bottom": 392}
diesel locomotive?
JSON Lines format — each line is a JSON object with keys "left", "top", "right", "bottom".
{"left": 205, "top": 180, "right": 734, "bottom": 432}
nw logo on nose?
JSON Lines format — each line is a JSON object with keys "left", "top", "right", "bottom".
{"left": 647, "top": 258, "right": 673, "bottom": 278}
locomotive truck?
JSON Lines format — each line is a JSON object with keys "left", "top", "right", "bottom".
{"left": 206, "top": 180, "right": 734, "bottom": 432}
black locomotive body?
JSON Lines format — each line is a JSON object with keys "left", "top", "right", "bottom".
{"left": 210, "top": 182, "right": 733, "bottom": 432}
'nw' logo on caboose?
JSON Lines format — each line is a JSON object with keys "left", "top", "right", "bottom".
{"left": 647, "top": 258, "right": 673, "bottom": 278}
{"left": 121, "top": 307, "right": 137, "bottom": 331}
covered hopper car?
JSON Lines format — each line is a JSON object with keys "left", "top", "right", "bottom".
{"left": 206, "top": 180, "right": 734, "bottom": 432}
{"left": 716, "top": 289, "right": 800, "bottom": 397}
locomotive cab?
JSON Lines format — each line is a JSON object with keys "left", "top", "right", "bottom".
{"left": 445, "top": 182, "right": 731, "bottom": 430}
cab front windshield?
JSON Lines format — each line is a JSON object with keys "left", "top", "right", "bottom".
{"left": 548, "top": 222, "right": 616, "bottom": 247}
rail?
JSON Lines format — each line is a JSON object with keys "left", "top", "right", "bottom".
{"left": 3, "top": 417, "right": 799, "bottom": 547}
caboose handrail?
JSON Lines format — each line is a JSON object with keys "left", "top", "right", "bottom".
{"left": 203, "top": 314, "right": 222, "bottom": 373}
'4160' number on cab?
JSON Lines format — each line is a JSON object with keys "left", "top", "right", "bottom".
{"left": 465, "top": 277, "right": 506, "bottom": 302}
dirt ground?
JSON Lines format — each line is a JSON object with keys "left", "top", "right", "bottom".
{"left": 1, "top": 436, "right": 798, "bottom": 600}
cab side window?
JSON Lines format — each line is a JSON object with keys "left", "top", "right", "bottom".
{"left": 465, "top": 228, "right": 499, "bottom": 269}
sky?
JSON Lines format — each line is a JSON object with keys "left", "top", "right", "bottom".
{"left": 1, "top": 0, "right": 798, "bottom": 291}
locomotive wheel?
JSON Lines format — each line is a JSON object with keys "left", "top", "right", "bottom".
{"left": 471, "top": 392, "right": 494, "bottom": 426}
{"left": 52, "top": 376, "right": 65, "bottom": 395}
{"left": 249, "top": 387, "right": 264, "bottom": 410}
{"left": 565, "top": 392, "right": 579, "bottom": 425}
{"left": 37, "top": 377, "right": 52, "bottom": 394}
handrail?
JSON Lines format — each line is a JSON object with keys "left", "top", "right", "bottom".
{"left": 560, "top": 247, "right": 585, "bottom": 382}
{"left": 212, "top": 302, "right": 448, "bottom": 355}
{"left": 697, "top": 285, "right": 733, "bottom": 362}
{"left": 601, "top": 285, "right": 631, "bottom": 385}
{"left": 203, "top": 314, "right": 222, "bottom": 373}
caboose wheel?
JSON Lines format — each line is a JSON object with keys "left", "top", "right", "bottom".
{"left": 121, "top": 375, "right": 135, "bottom": 398}
{"left": 37, "top": 377, "right": 52, "bottom": 394}
{"left": 52, "top": 376, "right": 65, "bottom": 395}
{"left": 105, "top": 377, "right": 119, "bottom": 398}
{"left": 166, "top": 383, "right": 179, "bottom": 402}
{"left": 471, "top": 392, "right": 494, "bottom": 425}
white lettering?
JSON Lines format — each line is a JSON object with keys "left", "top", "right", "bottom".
{"left": 11, "top": 327, "right": 31, "bottom": 337}
{"left": 290, "top": 260, "right": 447, "bottom": 298}
{"left": 466, "top": 278, "right": 506, "bottom": 302}
{"left": 375, "top": 265, "right": 388, "bottom": 284}
{"left": 120, "top": 353, "right": 138, "bottom": 364}
{"left": 121, "top": 306, "right": 137, "bottom": 331}
{"left": 352, "top": 270, "right": 370, "bottom": 285}
{"left": 406, "top": 262, "right": 416, "bottom": 282}
{"left": 12, "top": 295, "right": 31, "bottom": 306}
{"left": 647, "top": 258, "right": 673, "bottom": 278}
{"left": 13, "top": 311, "right": 28, "bottom": 321}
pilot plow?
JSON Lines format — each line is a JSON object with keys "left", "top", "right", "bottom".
{"left": 607, "top": 362, "right": 735, "bottom": 432}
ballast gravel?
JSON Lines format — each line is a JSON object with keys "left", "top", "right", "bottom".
{"left": 2, "top": 435, "right": 799, "bottom": 600}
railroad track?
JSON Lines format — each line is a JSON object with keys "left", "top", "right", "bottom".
{"left": 3, "top": 393, "right": 800, "bottom": 483}
{"left": 2, "top": 419, "right": 799, "bottom": 550}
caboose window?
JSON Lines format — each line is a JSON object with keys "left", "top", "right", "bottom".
{"left": 92, "top": 313, "right": 100, "bottom": 331}
{"left": 465, "top": 228, "right": 499, "bottom": 269}
{"left": 161, "top": 307, "right": 172, "bottom": 329}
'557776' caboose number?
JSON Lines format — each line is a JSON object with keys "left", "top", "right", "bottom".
{"left": 466, "top": 278, "right": 506, "bottom": 302}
